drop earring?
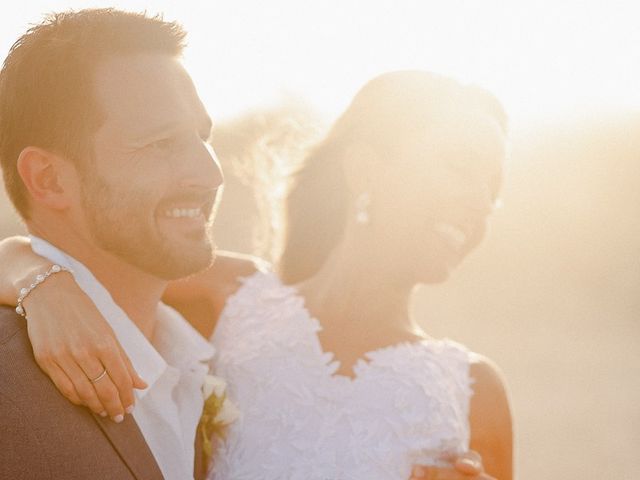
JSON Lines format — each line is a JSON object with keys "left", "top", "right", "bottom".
{"left": 355, "top": 192, "right": 371, "bottom": 225}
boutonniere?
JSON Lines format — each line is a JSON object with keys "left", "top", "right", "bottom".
{"left": 198, "top": 374, "right": 240, "bottom": 463}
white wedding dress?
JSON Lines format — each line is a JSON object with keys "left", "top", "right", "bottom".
{"left": 209, "top": 272, "right": 475, "bottom": 480}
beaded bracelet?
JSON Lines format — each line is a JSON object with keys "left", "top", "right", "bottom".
{"left": 15, "top": 264, "right": 72, "bottom": 317}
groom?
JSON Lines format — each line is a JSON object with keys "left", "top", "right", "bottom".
{"left": 0, "top": 9, "right": 222, "bottom": 480}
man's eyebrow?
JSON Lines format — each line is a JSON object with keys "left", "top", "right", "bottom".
{"left": 131, "top": 116, "right": 213, "bottom": 145}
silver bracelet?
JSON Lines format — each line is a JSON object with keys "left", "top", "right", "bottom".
{"left": 15, "top": 264, "right": 72, "bottom": 317}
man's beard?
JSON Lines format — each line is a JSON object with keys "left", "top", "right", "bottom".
{"left": 80, "top": 174, "right": 215, "bottom": 280}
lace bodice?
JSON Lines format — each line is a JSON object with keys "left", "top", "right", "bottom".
{"left": 210, "top": 272, "right": 474, "bottom": 480}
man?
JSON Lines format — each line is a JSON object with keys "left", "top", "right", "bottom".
{"left": 0, "top": 9, "right": 222, "bottom": 479}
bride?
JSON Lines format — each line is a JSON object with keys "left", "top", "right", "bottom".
{"left": 0, "top": 71, "right": 511, "bottom": 479}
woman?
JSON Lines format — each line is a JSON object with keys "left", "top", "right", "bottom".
{"left": 0, "top": 71, "right": 511, "bottom": 479}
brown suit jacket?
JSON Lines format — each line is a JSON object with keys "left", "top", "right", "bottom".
{"left": 0, "top": 306, "right": 165, "bottom": 479}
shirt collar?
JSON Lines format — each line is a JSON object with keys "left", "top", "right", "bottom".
{"left": 155, "top": 303, "right": 215, "bottom": 370}
{"left": 29, "top": 236, "right": 213, "bottom": 398}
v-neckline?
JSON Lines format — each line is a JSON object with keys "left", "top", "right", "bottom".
{"left": 215, "top": 271, "right": 440, "bottom": 382}
{"left": 293, "top": 290, "right": 434, "bottom": 382}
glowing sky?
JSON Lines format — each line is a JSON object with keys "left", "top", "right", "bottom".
{"left": 2, "top": 0, "right": 638, "bottom": 121}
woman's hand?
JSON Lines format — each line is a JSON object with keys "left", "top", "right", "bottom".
{"left": 410, "top": 450, "right": 496, "bottom": 480}
{"left": 23, "top": 270, "right": 147, "bottom": 422}
{"left": 0, "top": 236, "right": 146, "bottom": 421}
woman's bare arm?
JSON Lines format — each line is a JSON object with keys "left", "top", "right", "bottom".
{"left": 0, "top": 235, "right": 146, "bottom": 422}
{"left": 0, "top": 237, "right": 266, "bottom": 423}
{"left": 0, "top": 236, "right": 48, "bottom": 305}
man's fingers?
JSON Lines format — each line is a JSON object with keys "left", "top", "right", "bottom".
{"left": 411, "top": 465, "right": 490, "bottom": 480}
{"left": 411, "top": 465, "right": 453, "bottom": 480}
{"left": 437, "top": 450, "right": 484, "bottom": 475}
{"left": 454, "top": 450, "right": 483, "bottom": 474}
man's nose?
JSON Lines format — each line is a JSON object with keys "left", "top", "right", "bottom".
{"left": 179, "top": 140, "right": 224, "bottom": 190}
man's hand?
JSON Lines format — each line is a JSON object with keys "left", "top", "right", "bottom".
{"left": 410, "top": 450, "right": 496, "bottom": 480}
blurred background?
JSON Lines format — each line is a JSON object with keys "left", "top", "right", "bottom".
{"left": 1, "top": 1, "right": 638, "bottom": 478}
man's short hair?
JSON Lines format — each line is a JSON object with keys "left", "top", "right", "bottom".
{"left": 0, "top": 8, "right": 187, "bottom": 218}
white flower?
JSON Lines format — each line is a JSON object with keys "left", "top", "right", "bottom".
{"left": 215, "top": 397, "right": 241, "bottom": 425}
{"left": 201, "top": 373, "right": 240, "bottom": 428}
{"left": 202, "top": 374, "right": 227, "bottom": 400}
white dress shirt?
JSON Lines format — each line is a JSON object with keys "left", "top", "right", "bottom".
{"left": 31, "top": 236, "right": 214, "bottom": 480}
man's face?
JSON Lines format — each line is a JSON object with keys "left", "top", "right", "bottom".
{"left": 80, "top": 53, "right": 223, "bottom": 280}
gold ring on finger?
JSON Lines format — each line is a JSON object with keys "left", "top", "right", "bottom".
{"left": 89, "top": 368, "right": 108, "bottom": 383}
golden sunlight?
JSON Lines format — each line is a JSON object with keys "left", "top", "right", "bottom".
{"left": 0, "top": 2, "right": 638, "bottom": 480}
{"left": 2, "top": 0, "right": 637, "bottom": 120}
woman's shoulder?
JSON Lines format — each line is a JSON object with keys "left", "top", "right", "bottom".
{"left": 162, "top": 251, "right": 272, "bottom": 338}
{"left": 211, "top": 250, "right": 271, "bottom": 287}
{"left": 468, "top": 353, "right": 511, "bottom": 429}
{"left": 468, "top": 353, "right": 508, "bottom": 396}
{"left": 411, "top": 339, "right": 507, "bottom": 406}
{"left": 417, "top": 338, "right": 504, "bottom": 384}
{"left": 203, "top": 251, "right": 272, "bottom": 308}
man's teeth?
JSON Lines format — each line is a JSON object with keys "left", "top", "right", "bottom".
{"left": 164, "top": 208, "right": 201, "bottom": 219}
{"left": 434, "top": 223, "right": 467, "bottom": 249}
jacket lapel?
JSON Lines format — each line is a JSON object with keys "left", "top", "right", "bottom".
{"left": 92, "top": 413, "right": 164, "bottom": 480}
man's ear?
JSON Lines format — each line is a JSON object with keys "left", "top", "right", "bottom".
{"left": 16, "top": 146, "right": 76, "bottom": 210}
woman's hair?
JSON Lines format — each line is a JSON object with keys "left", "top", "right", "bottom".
{"left": 278, "top": 70, "right": 507, "bottom": 284}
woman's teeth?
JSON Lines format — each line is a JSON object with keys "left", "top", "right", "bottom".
{"left": 434, "top": 223, "right": 467, "bottom": 250}
{"left": 164, "top": 208, "right": 201, "bottom": 219}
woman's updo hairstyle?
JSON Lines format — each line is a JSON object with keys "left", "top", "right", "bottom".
{"left": 278, "top": 70, "right": 507, "bottom": 284}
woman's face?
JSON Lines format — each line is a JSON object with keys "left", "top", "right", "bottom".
{"left": 366, "top": 108, "right": 506, "bottom": 284}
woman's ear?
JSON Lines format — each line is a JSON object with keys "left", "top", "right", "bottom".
{"left": 16, "top": 147, "right": 76, "bottom": 211}
{"left": 342, "top": 141, "right": 380, "bottom": 195}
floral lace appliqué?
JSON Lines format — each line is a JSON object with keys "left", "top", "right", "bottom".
{"left": 210, "top": 272, "right": 474, "bottom": 480}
